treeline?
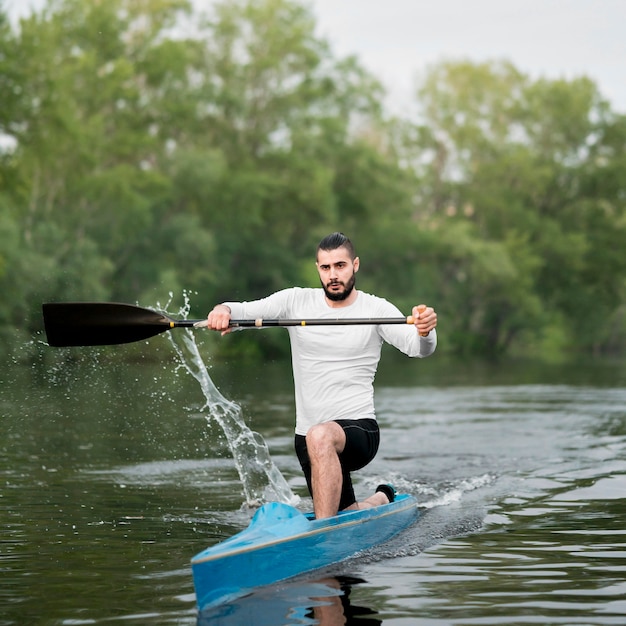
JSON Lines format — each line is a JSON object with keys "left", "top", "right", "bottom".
{"left": 1, "top": 0, "right": 625, "bottom": 361}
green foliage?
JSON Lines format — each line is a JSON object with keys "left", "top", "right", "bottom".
{"left": 1, "top": 0, "right": 626, "bottom": 361}
{"left": 404, "top": 58, "right": 626, "bottom": 358}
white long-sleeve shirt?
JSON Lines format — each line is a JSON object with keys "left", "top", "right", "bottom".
{"left": 224, "top": 288, "right": 437, "bottom": 435}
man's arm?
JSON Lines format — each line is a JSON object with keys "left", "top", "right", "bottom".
{"left": 194, "top": 289, "right": 298, "bottom": 335}
{"left": 378, "top": 301, "right": 438, "bottom": 358}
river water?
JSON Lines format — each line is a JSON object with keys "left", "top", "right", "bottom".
{"left": 2, "top": 332, "right": 626, "bottom": 625}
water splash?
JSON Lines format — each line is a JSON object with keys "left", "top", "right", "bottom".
{"left": 161, "top": 295, "right": 298, "bottom": 508}
{"left": 417, "top": 473, "right": 496, "bottom": 509}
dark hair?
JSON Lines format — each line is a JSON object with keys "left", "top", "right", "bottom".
{"left": 317, "top": 232, "right": 356, "bottom": 260}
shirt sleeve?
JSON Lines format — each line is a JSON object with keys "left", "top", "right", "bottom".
{"left": 374, "top": 297, "right": 438, "bottom": 358}
{"left": 222, "top": 289, "right": 296, "bottom": 329}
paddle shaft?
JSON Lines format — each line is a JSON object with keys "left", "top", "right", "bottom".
{"left": 227, "top": 317, "right": 414, "bottom": 328}
{"left": 233, "top": 303, "right": 427, "bottom": 333}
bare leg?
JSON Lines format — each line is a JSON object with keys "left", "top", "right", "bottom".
{"left": 306, "top": 422, "right": 346, "bottom": 519}
{"left": 326, "top": 486, "right": 391, "bottom": 515}
{"left": 347, "top": 490, "right": 390, "bottom": 511}
{"left": 306, "top": 422, "right": 393, "bottom": 518}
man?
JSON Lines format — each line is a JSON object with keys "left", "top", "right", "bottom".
{"left": 197, "top": 232, "right": 437, "bottom": 518}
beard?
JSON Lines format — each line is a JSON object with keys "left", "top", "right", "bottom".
{"left": 321, "top": 272, "right": 356, "bottom": 301}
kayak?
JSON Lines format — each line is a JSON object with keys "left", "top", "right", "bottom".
{"left": 192, "top": 494, "right": 419, "bottom": 609}
{"left": 191, "top": 493, "right": 419, "bottom": 609}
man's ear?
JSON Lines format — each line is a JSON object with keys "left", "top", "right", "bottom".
{"left": 353, "top": 256, "right": 360, "bottom": 272}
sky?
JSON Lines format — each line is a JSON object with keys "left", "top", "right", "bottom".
{"left": 6, "top": 0, "right": 626, "bottom": 115}
{"left": 307, "top": 0, "right": 626, "bottom": 116}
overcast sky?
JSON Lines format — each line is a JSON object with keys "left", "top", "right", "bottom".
{"left": 7, "top": 0, "right": 626, "bottom": 115}
{"left": 309, "top": 0, "right": 626, "bottom": 115}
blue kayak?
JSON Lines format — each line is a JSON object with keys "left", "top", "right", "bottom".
{"left": 191, "top": 493, "right": 419, "bottom": 609}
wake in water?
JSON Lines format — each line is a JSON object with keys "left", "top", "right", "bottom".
{"left": 161, "top": 295, "right": 298, "bottom": 508}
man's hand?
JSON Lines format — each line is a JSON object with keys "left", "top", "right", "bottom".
{"left": 412, "top": 304, "right": 437, "bottom": 337}
{"left": 193, "top": 304, "right": 232, "bottom": 335}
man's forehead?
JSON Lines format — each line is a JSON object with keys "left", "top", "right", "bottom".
{"left": 317, "top": 247, "right": 352, "bottom": 264}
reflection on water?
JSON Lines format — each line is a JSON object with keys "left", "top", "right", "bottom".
{"left": 197, "top": 576, "right": 381, "bottom": 626}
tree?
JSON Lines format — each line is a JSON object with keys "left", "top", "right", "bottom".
{"left": 400, "top": 60, "right": 626, "bottom": 357}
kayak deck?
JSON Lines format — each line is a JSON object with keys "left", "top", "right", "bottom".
{"left": 191, "top": 493, "right": 419, "bottom": 609}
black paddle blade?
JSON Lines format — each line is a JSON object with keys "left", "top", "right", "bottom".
{"left": 42, "top": 302, "right": 174, "bottom": 347}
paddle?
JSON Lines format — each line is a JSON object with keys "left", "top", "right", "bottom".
{"left": 42, "top": 302, "right": 419, "bottom": 347}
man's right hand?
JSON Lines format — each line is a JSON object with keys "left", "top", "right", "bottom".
{"left": 193, "top": 304, "right": 232, "bottom": 335}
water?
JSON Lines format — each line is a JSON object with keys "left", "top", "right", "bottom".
{"left": 2, "top": 333, "right": 626, "bottom": 625}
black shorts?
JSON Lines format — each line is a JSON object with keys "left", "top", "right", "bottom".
{"left": 294, "top": 418, "right": 380, "bottom": 511}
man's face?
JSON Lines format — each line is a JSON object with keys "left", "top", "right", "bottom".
{"left": 316, "top": 247, "right": 360, "bottom": 302}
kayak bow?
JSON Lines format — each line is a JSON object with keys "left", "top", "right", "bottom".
{"left": 191, "top": 494, "right": 418, "bottom": 609}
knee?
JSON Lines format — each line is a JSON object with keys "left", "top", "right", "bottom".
{"left": 306, "top": 423, "right": 343, "bottom": 457}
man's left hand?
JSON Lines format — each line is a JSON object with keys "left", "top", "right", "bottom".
{"left": 412, "top": 304, "right": 437, "bottom": 337}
